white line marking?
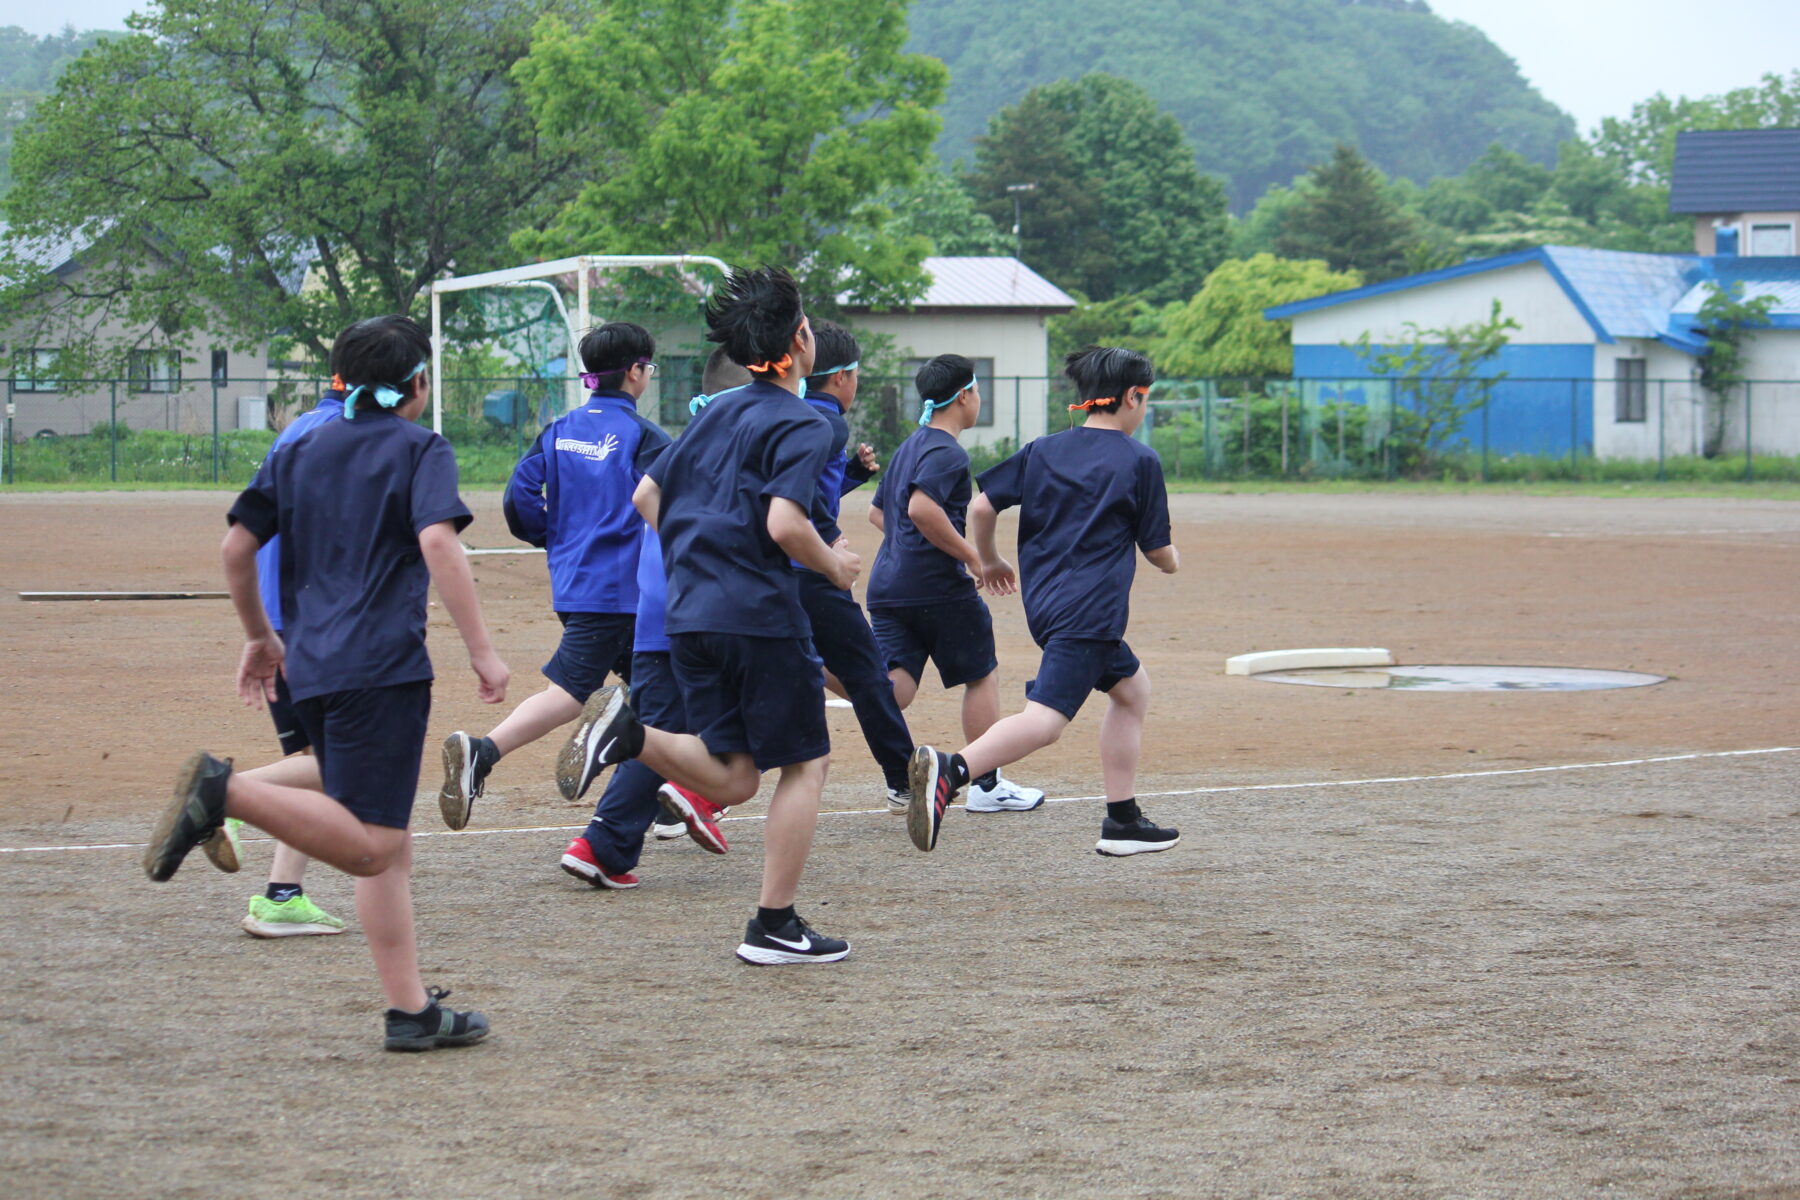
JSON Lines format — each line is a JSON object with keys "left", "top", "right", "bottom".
{"left": 4, "top": 746, "right": 1794, "bottom": 857}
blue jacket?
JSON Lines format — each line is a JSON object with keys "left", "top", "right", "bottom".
{"left": 504, "top": 390, "right": 670, "bottom": 614}
{"left": 791, "top": 392, "right": 875, "bottom": 569}
{"left": 255, "top": 394, "right": 345, "bottom": 631}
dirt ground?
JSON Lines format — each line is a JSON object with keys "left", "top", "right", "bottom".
{"left": 2, "top": 489, "right": 1798, "bottom": 1198}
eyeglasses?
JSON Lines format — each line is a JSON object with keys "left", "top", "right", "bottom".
{"left": 641, "top": 362, "right": 659, "bottom": 378}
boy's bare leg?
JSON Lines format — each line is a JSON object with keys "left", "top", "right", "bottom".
{"left": 353, "top": 832, "right": 427, "bottom": 1011}
{"left": 957, "top": 701, "right": 1070, "bottom": 781}
{"left": 960, "top": 671, "right": 1001, "bottom": 742}
{"left": 269, "top": 840, "right": 311, "bottom": 885}
{"left": 487, "top": 684, "right": 584, "bottom": 756}
{"left": 759, "top": 756, "right": 827, "bottom": 908}
{"left": 224, "top": 774, "right": 408, "bottom": 876}
{"left": 637, "top": 730, "right": 760, "bottom": 805}
{"left": 1097, "top": 669, "right": 1150, "bottom": 804}
{"left": 888, "top": 667, "right": 919, "bottom": 710}
{"left": 238, "top": 754, "right": 321, "bottom": 882}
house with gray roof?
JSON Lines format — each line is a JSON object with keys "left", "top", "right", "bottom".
{"left": 1672, "top": 129, "right": 1800, "bottom": 256}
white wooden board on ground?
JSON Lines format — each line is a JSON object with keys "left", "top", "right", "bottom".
{"left": 1225, "top": 647, "right": 1394, "bottom": 676}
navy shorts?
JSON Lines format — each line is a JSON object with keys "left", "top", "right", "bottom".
{"left": 542, "top": 611, "right": 635, "bottom": 704}
{"left": 669, "top": 632, "right": 829, "bottom": 771}
{"left": 627, "top": 650, "right": 688, "bottom": 734}
{"left": 267, "top": 670, "right": 310, "bottom": 756}
{"left": 291, "top": 680, "right": 433, "bottom": 829}
{"left": 1025, "top": 638, "right": 1142, "bottom": 721}
{"left": 869, "top": 596, "right": 998, "bottom": 690}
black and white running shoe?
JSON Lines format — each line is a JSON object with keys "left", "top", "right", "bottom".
{"left": 907, "top": 745, "right": 958, "bottom": 852}
{"left": 651, "top": 807, "right": 687, "bottom": 840}
{"left": 735, "top": 913, "right": 850, "bottom": 965}
{"left": 1095, "top": 814, "right": 1181, "bottom": 856}
{"left": 438, "top": 732, "right": 493, "bottom": 831}
{"left": 556, "top": 684, "right": 643, "bottom": 800}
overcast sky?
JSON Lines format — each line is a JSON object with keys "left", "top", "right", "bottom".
{"left": 11, "top": 0, "right": 1800, "bottom": 133}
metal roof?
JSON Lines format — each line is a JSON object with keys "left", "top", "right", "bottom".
{"left": 1670, "top": 129, "right": 1800, "bottom": 213}
{"left": 845, "top": 256, "right": 1077, "bottom": 312}
{"left": 0, "top": 221, "right": 94, "bottom": 287}
{"left": 1670, "top": 256, "right": 1800, "bottom": 317}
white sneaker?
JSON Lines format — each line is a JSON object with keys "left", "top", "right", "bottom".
{"left": 886, "top": 788, "right": 910, "bottom": 815}
{"left": 966, "top": 776, "right": 1046, "bottom": 812}
{"left": 651, "top": 812, "right": 687, "bottom": 840}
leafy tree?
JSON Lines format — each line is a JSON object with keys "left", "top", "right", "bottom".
{"left": 0, "top": 25, "right": 120, "bottom": 196}
{"left": 513, "top": 0, "right": 946, "bottom": 310}
{"left": 2, "top": 1, "right": 583, "bottom": 366}
{"left": 876, "top": 160, "right": 1011, "bottom": 258}
{"left": 1593, "top": 70, "right": 1800, "bottom": 188}
{"left": 1347, "top": 299, "right": 1519, "bottom": 473}
{"left": 1695, "top": 281, "right": 1775, "bottom": 458}
{"left": 1046, "top": 293, "right": 1170, "bottom": 369}
{"left": 963, "top": 73, "right": 1228, "bottom": 304}
{"left": 1274, "top": 144, "right": 1418, "bottom": 281}
{"left": 1161, "top": 255, "right": 1361, "bottom": 378}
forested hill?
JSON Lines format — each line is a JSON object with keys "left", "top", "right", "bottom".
{"left": 907, "top": 0, "right": 1575, "bottom": 210}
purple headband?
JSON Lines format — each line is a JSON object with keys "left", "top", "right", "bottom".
{"left": 581, "top": 358, "right": 652, "bottom": 391}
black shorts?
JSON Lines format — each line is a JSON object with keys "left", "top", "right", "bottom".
{"left": 291, "top": 680, "right": 433, "bottom": 829}
{"left": 1025, "top": 638, "right": 1142, "bottom": 721}
{"left": 869, "top": 596, "right": 997, "bottom": 690}
{"left": 267, "top": 670, "right": 310, "bottom": 756}
{"left": 669, "top": 632, "right": 829, "bottom": 771}
{"left": 542, "top": 611, "right": 635, "bottom": 704}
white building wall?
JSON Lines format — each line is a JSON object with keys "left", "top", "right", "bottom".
{"left": 1287, "top": 264, "right": 1598, "bottom": 348}
{"left": 850, "top": 310, "right": 1052, "bottom": 448}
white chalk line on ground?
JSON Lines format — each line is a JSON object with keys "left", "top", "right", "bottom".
{"left": 3, "top": 745, "right": 1794, "bottom": 858}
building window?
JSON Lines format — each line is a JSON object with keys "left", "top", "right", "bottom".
{"left": 129, "top": 349, "right": 182, "bottom": 394}
{"left": 210, "top": 348, "right": 229, "bottom": 385}
{"left": 11, "top": 348, "right": 60, "bottom": 393}
{"left": 902, "top": 356, "right": 996, "bottom": 427}
{"left": 1748, "top": 222, "right": 1795, "bottom": 257}
{"left": 1614, "top": 357, "right": 1647, "bottom": 423}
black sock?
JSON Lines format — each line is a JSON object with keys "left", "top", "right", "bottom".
{"left": 266, "top": 882, "right": 303, "bottom": 903}
{"left": 949, "top": 754, "right": 972, "bottom": 788}
{"left": 475, "top": 736, "right": 502, "bottom": 768}
{"left": 1106, "top": 798, "right": 1142, "bottom": 825}
{"left": 974, "top": 768, "right": 998, "bottom": 790}
{"left": 757, "top": 905, "right": 797, "bottom": 930}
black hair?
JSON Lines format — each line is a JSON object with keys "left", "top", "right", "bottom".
{"left": 1063, "top": 345, "right": 1155, "bottom": 413}
{"left": 704, "top": 267, "right": 806, "bottom": 375}
{"left": 578, "top": 321, "right": 655, "bottom": 382}
{"left": 805, "top": 320, "right": 861, "bottom": 385}
{"left": 701, "top": 346, "right": 753, "bottom": 395}
{"left": 329, "top": 315, "right": 431, "bottom": 414}
{"left": 914, "top": 353, "right": 976, "bottom": 404}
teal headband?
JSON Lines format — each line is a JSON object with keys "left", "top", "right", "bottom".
{"left": 688, "top": 382, "right": 753, "bottom": 416}
{"left": 917, "top": 374, "right": 976, "bottom": 426}
{"left": 810, "top": 359, "right": 859, "bottom": 378}
{"left": 342, "top": 360, "right": 426, "bottom": 419}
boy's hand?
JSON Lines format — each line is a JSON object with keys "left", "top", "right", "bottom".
{"left": 979, "top": 558, "right": 1017, "bottom": 596}
{"left": 829, "top": 537, "right": 862, "bottom": 591}
{"left": 471, "top": 648, "right": 510, "bottom": 704}
{"left": 236, "top": 633, "right": 286, "bottom": 708}
{"left": 854, "top": 443, "right": 879, "bottom": 473}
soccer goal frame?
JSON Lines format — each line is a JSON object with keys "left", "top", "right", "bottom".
{"left": 427, "top": 254, "right": 732, "bottom": 435}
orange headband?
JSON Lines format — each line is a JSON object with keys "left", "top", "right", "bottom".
{"left": 1068, "top": 396, "right": 1117, "bottom": 411}
{"left": 745, "top": 354, "right": 793, "bottom": 375}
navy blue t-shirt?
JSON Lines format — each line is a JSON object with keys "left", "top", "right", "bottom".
{"left": 976, "top": 427, "right": 1171, "bottom": 644}
{"left": 502, "top": 389, "right": 669, "bottom": 614}
{"left": 791, "top": 392, "right": 874, "bottom": 569}
{"left": 866, "top": 427, "right": 977, "bottom": 609}
{"left": 228, "top": 409, "right": 473, "bottom": 702}
{"left": 647, "top": 381, "right": 835, "bottom": 638}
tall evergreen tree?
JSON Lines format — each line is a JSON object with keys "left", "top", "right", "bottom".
{"left": 1275, "top": 144, "right": 1418, "bottom": 282}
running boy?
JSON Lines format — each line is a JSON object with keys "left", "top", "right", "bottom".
{"left": 144, "top": 314, "right": 510, "bottom": 1051}
{"left": 438, "top": 323, "right": 668, "bottom": 829}
{"left": 908, "top": 346, "right": 1180, "bottom": 857}
{"left": 560, "top": 267, "right": 860, "bottom": 965}
{"left": 867, "top": 353, "right": 1043, "bottom": 814}
{"left": 793, "top": 320, "right": 915, "bottom": 810}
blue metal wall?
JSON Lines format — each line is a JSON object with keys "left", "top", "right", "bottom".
{"left": 1292, "top": 345, "right": 1598, "bottom": 456}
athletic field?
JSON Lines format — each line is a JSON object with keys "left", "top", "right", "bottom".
{"left": 2, "top": 489, "right": 1796, "bottom": 1198}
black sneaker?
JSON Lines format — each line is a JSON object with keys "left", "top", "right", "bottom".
{"left": 1095, "top": 814, "right": 1181, "bottom": 857}
{"left": 144, "top": 752, "right": 234, "bottom": 881}
{"left": 438, "top": 732, "right": 494, "bottom": 831}
{"left": 650, "top": 808, "right": 686, "bottom": 840}
{"left": 556, "top": 685, "right": 644, "bottom": 800}
{"left": 735, "top": 913, "right": 850, "bottom": 965}
{"left": 906, "top": 746, "right": 958, "bottom": 852}
{"left": 383, "top": 986, "right": 490, "bottom": 1052}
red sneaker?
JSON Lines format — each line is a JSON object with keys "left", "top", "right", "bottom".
{"left": 656, "top": 783, "right": 730, "bottom": 855}
{"left": 558, "top": 837, "right": 640, "bottom": 889}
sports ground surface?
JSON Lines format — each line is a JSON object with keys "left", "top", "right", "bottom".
{"left": 2, "top": 489, "right": 1797, "bottom": 1199}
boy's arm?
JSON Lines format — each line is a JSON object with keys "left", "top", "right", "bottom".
{"left": 633, "top": 475, "right": 662, "bottom": 531}
{"left": 867, "top": 503, "right": 884, "bottom": 533}
{"left": 965, "top": 493, "right": 1016, "bottom": 596}
{"left": 419, "top": 521, "right": 510, "bottom": 703}
{"left": 840, "top": 444, "right": 878, "bottom": 493}
{"left": 221, "top": 523, "right": 284, "bottom": 708}
{"left": 768, "top": 496, "right": 859, "bottom": 591}
{"left": 905, "top": 488, "right": 988, "bottom": 584}
{"left": 502, "top": 433, "right": 550, "bottom": 547}
{"left": 1144, "top": 544, "right": 1180, "bottom": 574}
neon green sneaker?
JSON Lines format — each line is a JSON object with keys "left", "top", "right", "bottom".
{"left": 242, "top": 893, "right": 348, "bottom": 938}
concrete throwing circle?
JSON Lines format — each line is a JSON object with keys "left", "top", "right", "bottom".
{"left": 1251, "top": 665, "right": 1667, "bottom": 692}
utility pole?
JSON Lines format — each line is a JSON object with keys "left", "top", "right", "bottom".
{"left": 1006, "top": 182, "right": 1037, "bottom": 257}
